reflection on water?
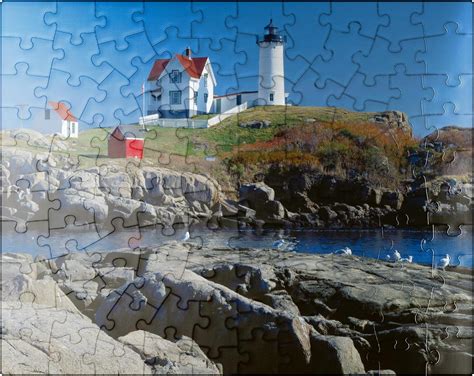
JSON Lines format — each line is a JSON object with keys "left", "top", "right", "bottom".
{"left": 1, "top": 220, "right": 472, "bottom": 268}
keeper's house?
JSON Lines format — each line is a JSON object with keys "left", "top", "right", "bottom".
{"left": 143, "top": 20, "right": 287, "bottom": 121}
{"left": 145, "top": 48, "right": 216, "bottom": 118}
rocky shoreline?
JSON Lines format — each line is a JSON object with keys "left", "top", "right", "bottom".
{"left": 2, "top": 244, "right": 472, "bottom": 374}
{"left": 1, "top": 147, "right": 472, "bottom": 233}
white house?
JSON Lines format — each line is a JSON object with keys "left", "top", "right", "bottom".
{"left": 143, "top": 20, "right": 287, "bottom": 122}
{"left": 145, "top": 48, "right": 216, "bottom": 118}
{"left": 45, "top": 101, "right": 79, "bottom": 138}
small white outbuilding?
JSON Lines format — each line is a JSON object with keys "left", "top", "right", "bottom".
{"left": 48, "top": 101, "right": 79, "bottom": 138}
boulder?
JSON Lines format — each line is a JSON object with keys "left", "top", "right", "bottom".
{"left": 381, "top": 191, "right": 404, "bottom": 210}
{"left": 1, "top": 273, "right": 79, "bottom": 313}
{"left": 2, "top": 302, "right": 151, "bottom": 374}
{"left": 369, "top": 111, "right": 412, "bottom": 135}
{"left": 100, "top": 172, "right": 133, "bottom": 198}
{"left": 95, "top": 269, "right": 313, "bottom": 374}
{"left": 193, "top": 263, "right": 277, "bottom": 299}
{"left": 239, "top": 120, "right": 271, "bottom": 129}
{"left": 239, "top": 182, "right": 275, "bottom": 206}
{"left": 58, "top": 279, "right": 99, "bottom": 313}
{"left": 118, "top": 330, "right": 221, "bottom": 374}
{"left": 257, "top": 199, "right": 286, "bottom": 220}
{"left": 318, "top": 206, "right": 338, "bottom": 222}
{"left": 49, "top": 189, "right": 109, "bottom": 227}
{"left": 310, "top": 334, "right": 365, "bottom": 374}
{"left": 1, "top": 252, "right": 37, "bottom": 282}
{"left": 262, "top": 290, "right": 301, "bottom": 316}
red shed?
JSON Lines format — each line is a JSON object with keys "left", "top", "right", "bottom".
{"left": 108, "top": 125, "right": 145, "bottom": 159}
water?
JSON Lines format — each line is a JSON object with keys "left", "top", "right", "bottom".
{"left": 1, "top": 222, "right": 472, "bottom": 268}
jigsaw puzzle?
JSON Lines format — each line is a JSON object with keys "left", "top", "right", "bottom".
{"left": 1, "top": 1, "right": 472, "bottom": 374}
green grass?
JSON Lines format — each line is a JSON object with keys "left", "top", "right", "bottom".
{"left": 2, "top": 106, "right": 389, "bottom": 171}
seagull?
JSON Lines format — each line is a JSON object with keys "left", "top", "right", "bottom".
{"left": 394, "top": 250, "right": 401, "bottom": 261}
{"left": 400, "top": 256, "right": 413, "bottom": 263}
{"left": 438, "top": 254, "right": 450, "bottom": 270}
{"left": 272, "top": 239, "right": 286, "bottom": 249}
{"left": 386, "top": 250, "right": 402, "bottom": 262}
{"left": 334, "top": 247, "right": 352, "bottom": 255}
{"left": 181, "top": 231, "right": 190, "bottom": 242}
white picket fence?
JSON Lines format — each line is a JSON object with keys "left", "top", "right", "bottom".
{"left": 139, "top": 115, "right": 209, "bottom": 129}
{"left": 139, "top": 101, "right": 250, "bottom": 129}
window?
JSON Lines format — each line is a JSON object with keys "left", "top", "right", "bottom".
{"left": 194, "top": 91, "right": 198, "bottom": 104}
{"left": 203, "top": 73, "right": 208, "bottom": 82}
{"left": 71, "top": 123, "right": 76, "bottom": 134}
{"left": 44, "top": 109, "right": 50, "bottom": 120}
{"left": 169, "top": 70, "right": 181, "bottom": 83}
{"left": 269, "top": 93, "right": 274, "bottom": 102}
{"left": 169, "top": 91, "right": 182, "bottom": 105}
{"left": 204, "top": 93, "right": 208, "bottom": 103}
{"left": 236, "top": 94, "right": 242, "bottom": 106}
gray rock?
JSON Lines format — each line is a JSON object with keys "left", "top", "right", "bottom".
{"left": 239, "top": 182, "right": 275, "bottom": 205}
{"left": 262, "top": 290, "right": 301, "bottom": 316}
{"left": 95, "top": 269, "right": 313, "bottom": 374}
{"left": 1, "top": 273, "right": 80, "bottom": 313}
{"left": 193, "top": 263, "right": 277, "bottom": 299}
{"left": 238, "top": 120, "right": 271, "bottom": 129}
{"left": 318, "top": 206, "right": 338, "bottom": 222}
{"left": 310, "top": 334, "right": 366, "bottom": 374}
{"left": 366, "top": 370, "right": 396, "bottom": 375}
{"left": 381, "top": 191, "right": 404, "bottom": 210}
{"left": 258, "top": 199, "right": 286, "bottom": 220}
{"left": 2, "top": 302, "right": 152, "bottom": 374}
{"left": 118, "top": 330, "right": 221, "bottom": 374}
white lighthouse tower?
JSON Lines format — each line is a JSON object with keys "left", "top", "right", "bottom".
{"left": 257, "top": 19, "right": 286, "bottom": 106}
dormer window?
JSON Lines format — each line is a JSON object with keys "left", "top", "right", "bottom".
{"left": 170, "top": 70, "right": 181, "bottom": 83}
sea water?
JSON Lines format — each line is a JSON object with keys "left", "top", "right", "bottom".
{"left": 2, "top": 222, "right": 472, "bottom": 268}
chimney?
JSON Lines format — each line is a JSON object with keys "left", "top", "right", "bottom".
{"left": 185, "top": 47, "right": 192, "bottom": 59}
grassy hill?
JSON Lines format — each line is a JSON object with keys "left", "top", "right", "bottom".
{"left": 2, "top": 106, "right": 425, "bottom": 192}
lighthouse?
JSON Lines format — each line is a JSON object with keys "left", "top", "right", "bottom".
{"left": 257, "top": 19, "right": 286, "bottom": 106}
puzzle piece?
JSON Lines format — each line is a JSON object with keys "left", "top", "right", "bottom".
{"left": 416, "top": 22, "right": 473, "bottom": 86}
{"left": 2, "top": 62, "right": 48, "bottom": 119}
{"left": 312, "top": 22, "right": 374, "bottom": 88}
{"left": 35, "top": 68, "right": 106, "bottom": 122}
{"left": 44, "top": 2, "right": 106, "bottom": 45}
{"left": 1, "top": 2, "right": 473, "bottom": 376}
{"left": 2, "top": 36, "right": 64, "bottom": 77}
{"left": 52, "top": 31, "right": 111, "bottom": 86}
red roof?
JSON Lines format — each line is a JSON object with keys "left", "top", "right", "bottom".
{"left": 48, "top": 101, "right": 77, "bottom": 122}
{"left": 111, "top": 126, "right": 145, "bottom": 140}
{"left": 147, "top": 55, "right": 208, "bottom": 81}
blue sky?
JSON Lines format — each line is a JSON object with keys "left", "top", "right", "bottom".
{"left": 1, "top": 1, "right": 472, "bottom": 136}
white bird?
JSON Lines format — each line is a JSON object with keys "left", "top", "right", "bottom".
{"left": 400, "top": 256, "right": 413, "bottom": 263}
{"left": 181, "top": 231, "right": 190, "bottom": 242}
{"left": 438, "top": 254, "right": 450, "bottom": 270}
{"left": 272, "top": 239, "right": 286, "bottom": 249}
{"left": 334, "top": 247, "right": 352, "bottom": 255}
{"left": 394, "top": 250, "right": 401, "bottom": 262}
{"left": 386, "top": 250, "right": 402, "bottom": 262}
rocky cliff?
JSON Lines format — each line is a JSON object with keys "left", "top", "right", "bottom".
{"left": 1, "top": 147, "right": 220, "bottom": 231}
{"left": 2, "top": 245, "right": 472, "bottom": 374}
